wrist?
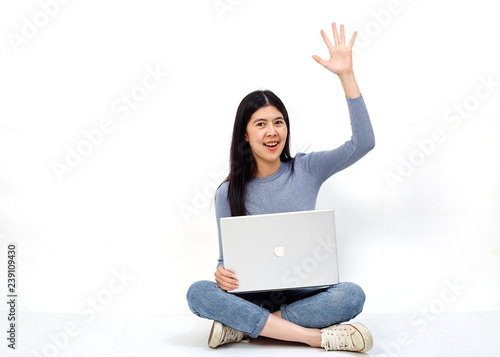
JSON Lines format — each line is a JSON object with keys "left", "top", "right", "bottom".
{"left": 338, "top": 71, "right": 355, "bottom": 81}
{"left": 338, "top": 71, "right": 360, "bottom": 99}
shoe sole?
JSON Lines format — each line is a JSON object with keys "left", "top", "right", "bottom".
{"left": 350, "top": 322, "right": 373, "bottom": 353}
{"left": 208, "top": 321, "right": 223, "bottom": 348}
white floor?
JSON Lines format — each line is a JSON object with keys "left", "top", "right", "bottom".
{"left": 2, "top": 312, "right": 498, "bottom": 356}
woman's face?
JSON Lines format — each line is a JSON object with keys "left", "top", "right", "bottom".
{"left": 244, "top": 105, "right": 288, "bottom": 173}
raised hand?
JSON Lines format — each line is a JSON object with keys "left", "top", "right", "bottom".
{"left": 312, "top": 22, "right": 357, "bottom": 77}
{"left": 312, "top": 22, "right": 360, "bottom": 98}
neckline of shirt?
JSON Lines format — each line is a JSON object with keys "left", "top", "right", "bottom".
{"left": 250, "top": 161, "right": 287, "bottom": 183}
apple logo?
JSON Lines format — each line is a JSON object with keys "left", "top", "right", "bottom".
{"left": 273, "top": 242, "right": 286, "bottom": 257}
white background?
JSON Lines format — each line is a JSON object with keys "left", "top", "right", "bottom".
{"left": 0, "top": 0, "right": 499, "bottom": 318}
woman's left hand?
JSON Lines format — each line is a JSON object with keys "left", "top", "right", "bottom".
{"left": 312, "top": 22, "right": 357, "bottom": 77}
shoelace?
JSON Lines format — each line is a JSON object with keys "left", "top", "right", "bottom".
{"left": 220, "top": 326, "right": 249, "bottom": 345}
{"left": 322, "top": 325, "right": 355, "bottom": 351}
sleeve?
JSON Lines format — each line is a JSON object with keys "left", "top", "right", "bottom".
{"left": 214, "top": 182, "right": 231, "bottom": 268}
{"left": 300, "top": 94, "right": 375, "bottom": 184}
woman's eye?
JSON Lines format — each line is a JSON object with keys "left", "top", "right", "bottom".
{"left": 257, "top": 123, "right": 265, "bottom": 127}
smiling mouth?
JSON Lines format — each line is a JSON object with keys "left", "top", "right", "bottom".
{"left": 264, "top": 141, "right": 279, "bottom": 147}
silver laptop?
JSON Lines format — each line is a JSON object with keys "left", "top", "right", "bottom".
{"left": 220, "top": 209, "right": 340, "bottom": 293}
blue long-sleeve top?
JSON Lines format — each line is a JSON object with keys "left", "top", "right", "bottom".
{"left": 215, "top": 94, "right": 375, "bottom": 268}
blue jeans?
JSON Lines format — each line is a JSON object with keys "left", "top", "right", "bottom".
{"left": 186, "top": 281, "right": 366, "bottom": 338}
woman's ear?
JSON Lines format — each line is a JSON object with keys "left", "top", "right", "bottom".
{"left": 244, "top": 132, "right": 249, "bottom": 142}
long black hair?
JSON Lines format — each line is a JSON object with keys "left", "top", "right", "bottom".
{"left": 223, "top": 89, "right": 294, "bottom": 216}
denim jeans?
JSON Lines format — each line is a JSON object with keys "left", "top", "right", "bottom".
{"left": 186, "top": 280, "right": 366, "bottom": 338}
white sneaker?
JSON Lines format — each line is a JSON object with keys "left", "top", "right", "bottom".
{"left": 320, "top": 322, "right": 373, "bottom": 352}
{"left": 208, "top": 321, "right": 250, "bottom": 348}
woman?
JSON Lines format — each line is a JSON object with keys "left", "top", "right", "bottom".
{"left": 186, "top": 22, "right": 375, "bottom": 352}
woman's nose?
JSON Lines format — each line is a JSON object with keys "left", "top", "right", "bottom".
{"left": 266, "top": 124, "right": 277, "bottom": 136}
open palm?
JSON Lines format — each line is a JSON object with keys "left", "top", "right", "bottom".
{"left": 312, "top": 23, "right": 357, "bottom": 76}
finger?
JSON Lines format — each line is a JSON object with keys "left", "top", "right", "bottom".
{"left": 312, "top": 55, "right": 328, "bottom": 68}
{"left": 219, "top": 281, "right": 236, "bottom": 291}
{"left": 320, "top": 29, "right": 335, "bottom": 54}
{"left": 217, "top": 266, "right": 235, "bottom": 278}
{"left": 332, "top": 22, "right": 340, "bottom": 46}
{"left": 215, "top": 268, "right": 238, "bottom": 284}
{"left": 220, "top": 277, "right": 238, "bottom": 290}
{"left": 339, "top": 24, "right": 345, "bottom": 46}
{"left": 348, "top": 31, "right": 357, "bottom": 49}
{"left": 216, "top": 276, "right": 234, "bottom": 289}
{"left": 216, "top": 272, "right": 236, "bottom": 285}
{"left": 215, "top": 274, "right": 239, "bottom": 290}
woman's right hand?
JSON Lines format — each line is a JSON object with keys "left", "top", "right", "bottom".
{"left": 214, "top": 266, "right": 239, "bottom": 291}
